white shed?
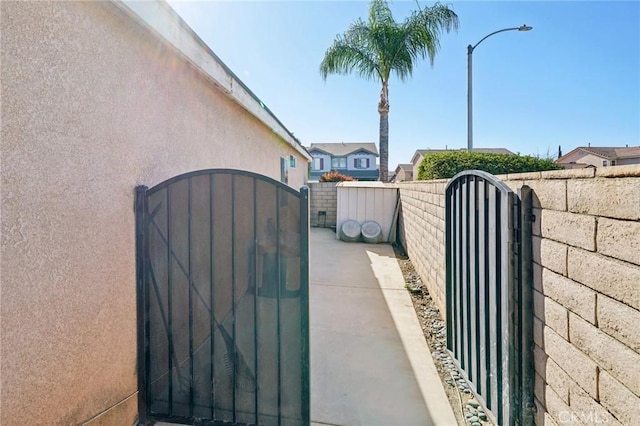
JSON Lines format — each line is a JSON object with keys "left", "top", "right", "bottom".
{"left": 336, "top": 182, "right": 399, "bottom": 242}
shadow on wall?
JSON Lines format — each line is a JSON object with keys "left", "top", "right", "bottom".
{"left": 528, "top": 186, "right": 640, "bottom": 426}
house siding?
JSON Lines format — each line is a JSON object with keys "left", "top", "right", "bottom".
{"left": 558, "top": 150, "right": 640, "bottom": 168}
{"left": 394, "top": 168, "right": 413, "bottom": 182}
{"left": 309, "top": 152, "right": 331, "bottom": 172}
{"left": 617, "top": 157, "right": 640, "bottom": 165}
{"left": 1, "top": 2, "right": 307, "bottom": 424}
{"left": 346, "top": 151, "right": 377, "bottom": 171}
{"left": 309, "top": 150, "right": 378, "bottom": 180}
{"left": 560, "top": 153, "right": 606, "bottom": 167}
{"left": 412, "top": 154, "right": 425, "bottom": 180}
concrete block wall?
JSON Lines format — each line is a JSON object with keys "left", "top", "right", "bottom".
{"left": 504, "top": 165, "right": 640, "bottom": 426}
{"left": 398, "top": 165, "right": 640, "bottom": 426}
{"left": 397, "top": 180, "right": 447, "bottom": 314}
{"left": 309, "top": 182, "right": 338, "bottom": 227}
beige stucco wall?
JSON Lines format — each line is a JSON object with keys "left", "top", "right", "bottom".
{"left": 560, "top": 152, "right": 607, "bottom": 167}
{"left": 559, "top": 151, "right": 640, "bottom": 168}
{"left": 412, "top": 155, "right": 424, "bottom": 181}
{"left": 1, "top": 1, "right": 307, "bottom": 424}
{"left": 398, "top": 165, "right": 640, "bottom": 426}
{"left": 393, "top": 168, "right": 413, "bottom": 182}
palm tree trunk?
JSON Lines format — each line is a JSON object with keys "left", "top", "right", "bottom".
{"left": 378, "top": 81, "right": 390, "bottom": 182}
{"left": 378, "top": 111, "right": 389, "bottom": 182}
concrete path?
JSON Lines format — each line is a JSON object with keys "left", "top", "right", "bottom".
{"left": 310, "top": 228, "right": 455, "bottom": 426}
{"left": 156, "top": 228, "right": 454, "bottom": 426}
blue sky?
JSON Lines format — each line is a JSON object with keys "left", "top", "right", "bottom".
{"left": 167, "top": 1, "right": 639, "bottom": 168}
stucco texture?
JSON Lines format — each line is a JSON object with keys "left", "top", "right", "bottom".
{"left": 1, "top": 1, "right": 307, "bottom": 424}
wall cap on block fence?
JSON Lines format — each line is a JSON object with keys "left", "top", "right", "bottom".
{"left": 337, "top": 181, "right": 400, "bottom": 188}
{"left": 595, "top": 164, "right": 640, "bottom": 178}
{"left": 445, "top": 169, "right": 514, "bottom": 194}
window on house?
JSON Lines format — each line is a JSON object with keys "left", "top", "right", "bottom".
{"left": 280, "top": 157, "right": 289, "bottom": 184}
{"left": 611, "top": 160, "right": 616, "bottom": 166}
{"left": 602, "top": 160, "right": 608, "bottom": 167}
{"left": 312, "top": 158, "right": 324, "bottom": 171}
{"left": 290, "top": 155, "right": 297, "bottom": 168}
{"left": 354, "top": 158, "right": 370, "bottom": 169}
{"left": 331, "top": 157, "right": 347, "bottom": 169}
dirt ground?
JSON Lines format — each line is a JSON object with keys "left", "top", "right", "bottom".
{"left": 393, "top": 244, "right": 493, "bottom": 426}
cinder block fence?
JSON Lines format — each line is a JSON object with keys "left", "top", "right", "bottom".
{"left": 397, "top": 165, "right": 640, "bottom": 426}
{"left": 309, "top": 182, "right": 338, "bottom": 228}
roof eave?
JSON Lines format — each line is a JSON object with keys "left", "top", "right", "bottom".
{"left": 350, "top": 148, "right": 379, "bottom": 157}
{"left": 410, "top": 151, "right": 425, "bottom": 165}
{"left": 114, "top": 0, "right": 311, "bottom": 161}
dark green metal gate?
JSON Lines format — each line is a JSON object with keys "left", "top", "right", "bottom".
{"left": 135, "top": 169, "right": 310, "bottom": 425}
{"left": 445, "top": 170, "right": 534, "bottom": 426}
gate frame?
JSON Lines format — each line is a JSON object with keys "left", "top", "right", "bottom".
{"left": 134, "top": 169, "right": 310, "bottom": 426}
{"left": 444, "top": 170, "right": 534, "bottom": 426}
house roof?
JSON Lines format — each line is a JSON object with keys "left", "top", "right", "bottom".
{"left": 557, "top": 146, "right": 640, "bottom": 163}
{"left": 307, "top": 143, "right": 379, "bottom": 157}
{"left": 411, "top": 148, "right": 515, "bottom": 165}
{"left": 116, "top": 1, "right": 311, "bottom": 161}
{"left": 395, "top": 164, "right": 413, "bottom": 172}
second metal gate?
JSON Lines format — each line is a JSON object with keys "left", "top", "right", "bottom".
{"left": 445, "top": 170, "right": 534, "bottom": 426}
{"left": 135, "top": 169, "right": 310, "bottom": 425}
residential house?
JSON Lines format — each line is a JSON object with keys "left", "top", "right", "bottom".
{"left": 556, "top": 145, "right": 640, "bottom": 168}
{"left": 392, "top": 164, "right": 414, "bottom": 182}
{"left": 411, "top": 148, "right": 515, "bottom": 180}
{"left": 1, "top": 1, "right": 310, "bottom": 424}
{"left": 307, "top": 142, "right": 379, "bottom": 181}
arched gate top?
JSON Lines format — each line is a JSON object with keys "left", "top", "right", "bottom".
{"left": 145, "top": 168, "right": 304, "bottom": 196}
{"left": 445, "top": 169, "right": 513, "bottom": 196}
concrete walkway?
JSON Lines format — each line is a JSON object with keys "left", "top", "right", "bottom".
{"left": 310, "top": 228, "right": 455, "bottom": 426}
{"left": 156, "top": 228, "right": 455, "bottom": 426}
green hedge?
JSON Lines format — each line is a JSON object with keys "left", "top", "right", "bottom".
{"left": 417, "top": 151, "right": 562, "bottom": 180}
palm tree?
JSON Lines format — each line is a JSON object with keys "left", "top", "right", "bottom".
{"left": 320, "top": 0, "right": 459, "bottom": 182}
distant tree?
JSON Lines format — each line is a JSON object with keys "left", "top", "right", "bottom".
{"left": 320, "top": 0, "right": 459, "bottom": 182}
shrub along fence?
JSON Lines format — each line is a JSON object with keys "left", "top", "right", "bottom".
{"left": 417, "top": 151, "right": 562, "bottom": 181}
{"left": 398, "top": 165, "right": 640, "bottom": 426}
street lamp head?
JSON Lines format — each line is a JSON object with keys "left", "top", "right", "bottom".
{"left": 468, "top": 24, "right": 533, "bottom": 150}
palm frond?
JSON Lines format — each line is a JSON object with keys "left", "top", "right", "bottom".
{"left": 319, "top": 0, "right": 459, "bottom": 183}
{"left": 408, "top": 3, "right": 460, "bottom": 66}
{"left": 320, "top": 20, "right": 381, "bottom": 81}
{"left": 385, "top": 2, "right": 459, "bottom": 81}
{"left": 320, "top": 1, "right": 458, "bottom": 84}
{"left": 368, "top": 0, "right": 395, "bottom": 27}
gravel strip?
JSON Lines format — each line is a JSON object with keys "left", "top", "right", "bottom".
{"left": 393, "top": 244, "right": 494, "bottom": 426}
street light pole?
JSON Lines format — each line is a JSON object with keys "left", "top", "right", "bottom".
{"left": 467, "top": 25, "right": 532, "bottom": 150}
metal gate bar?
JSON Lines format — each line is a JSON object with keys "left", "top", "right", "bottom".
{"left": 135, "top": 169, "right": 310, "bottom": 426}
{"left": 445, "top": 170, "right": 533, "bottom": 426}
